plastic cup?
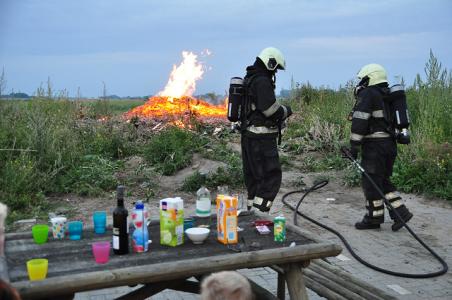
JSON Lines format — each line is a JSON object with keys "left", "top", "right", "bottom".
{"left": 32, "top": 225, "right": 49, "bottom": 244}
{"left": 68, "top": 221, "right": 83, "bottom": 240}
{"left": 184, "top": 218, "right": 195, "bottom": 231}
{"left": 92, "top": 241, "right": 110, "bottom": 264}
{"left": 50, "top": 217, "right": 67, "bottom": 239}
{"left": 27, "top": 259, "right": 48, "bottom": 281}
{"left": 93, "top": 211, "right": 107, "bottom": 234}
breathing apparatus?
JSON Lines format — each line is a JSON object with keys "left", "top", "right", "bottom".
{"left": 387, "top": 84, "right": 411, "bottom": 144}
{"left": 227, "top": 77, "right": 244, "bottom": 123}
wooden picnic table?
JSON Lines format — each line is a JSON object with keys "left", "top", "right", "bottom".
{"left": 4, "top": 211, "right": 341, "bottom": 300}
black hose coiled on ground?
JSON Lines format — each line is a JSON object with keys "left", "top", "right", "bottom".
{"left": 282, "top": 150, "right": 448, "bottom": 278}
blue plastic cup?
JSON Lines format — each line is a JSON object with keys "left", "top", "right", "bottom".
{"left": 184, "top": 217, "right": 195, "bottom": 231}
{"left": 68, "top": 221, "right": 83, "bottom": 240}
{"left": 93, "top": 211, "right": 107, "bottom": 234}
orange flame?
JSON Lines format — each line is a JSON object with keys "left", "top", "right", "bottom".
{"left": 124, "top": 51, "right": 227, "bottom": 123}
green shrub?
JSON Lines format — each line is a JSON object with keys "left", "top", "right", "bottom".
{"left": 57, "top": 155, "right": 121, "bottom": 196}
{"left": 393, "top": 144, "right": 451, "bottom": 200}
{"left": 143, "top": 126, "right": 207, "bottom": 175}
{"left": 181, "top": 165, "right": 243, "bottom": 192}
{"left": 181, "top": 171, "right": 206, "bottom": 192}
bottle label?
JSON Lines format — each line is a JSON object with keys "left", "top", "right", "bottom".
{"left": 196, "top": 197, "right": 211, "bottom": 217}
{"left": 113, "top": 227, "right": 119, "bottom": 235}
{"left": 113, "top": 235, "right": 119, "bottom": 250}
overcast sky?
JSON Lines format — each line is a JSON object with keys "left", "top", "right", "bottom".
{"left": 1, "top": 0, "right": 451, "bottom": 97}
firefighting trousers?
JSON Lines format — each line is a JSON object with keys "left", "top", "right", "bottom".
{"left": 360, "top": 139, "right": 405, "bottom": 219}
{"left": 241, "top": 134, "right": 282, "bottom": 210}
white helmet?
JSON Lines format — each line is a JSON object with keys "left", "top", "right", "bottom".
{"left": 357, "top": 63, "right": 388, "bottom": 86}
{"left": 258, "top": 47, "right": 286, "bottom": 71}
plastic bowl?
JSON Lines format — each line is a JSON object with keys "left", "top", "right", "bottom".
{"left": 185, "top": 227, "right": 210, "bottom": 244}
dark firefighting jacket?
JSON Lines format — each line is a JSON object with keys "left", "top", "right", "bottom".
{"left": 350, "top": 84, "right": 392, "bottom": 148}
{"left": 244, "top": 59, "right": 291, "bottom": 137}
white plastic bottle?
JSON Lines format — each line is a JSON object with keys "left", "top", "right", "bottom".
{"left": 196, "top": 186, "right": 211, "bottom": 228}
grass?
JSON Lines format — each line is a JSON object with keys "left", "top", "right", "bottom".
{"left": 143, "top": 126, "right": 208, "bottom": 175}
{"left": 181, "top": 138, "right": 244, "bottom": 192}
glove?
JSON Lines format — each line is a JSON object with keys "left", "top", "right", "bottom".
{"left": 349, "top": 145, "right": 359, "bottom": 160}
{"left": 285, "top": 105, "right": 293, "bottom": 118}
{"left": 341, "top": 145, "right": 359, "bottom": 160}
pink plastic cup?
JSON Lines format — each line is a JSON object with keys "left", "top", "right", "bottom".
{"left": 92, "top": 241, "right": 110, "bottom": 264}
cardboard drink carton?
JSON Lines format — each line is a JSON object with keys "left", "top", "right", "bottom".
{"left": 159, "top": 197, "right": 184, "bottom": 246}
{"left": 216, "top": 194, "right": 238, "bottom": 244}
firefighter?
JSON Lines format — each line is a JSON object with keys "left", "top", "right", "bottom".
{"left": 241, "top": 47, "right": 292, "bottom": 212}
{"left": 350, "top": 63, "right": 413, "bottom": 231}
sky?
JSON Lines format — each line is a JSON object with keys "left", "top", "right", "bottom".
{"left": 1, "top": 0, "right": 451, "bottom": 98}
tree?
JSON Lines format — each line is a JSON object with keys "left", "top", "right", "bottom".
{"left": 0, "top": 67, "right": 6, "bottom": 98}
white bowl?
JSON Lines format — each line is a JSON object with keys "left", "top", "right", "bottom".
{"left": 185, "top": 227, "right": 210, "bottom": 244}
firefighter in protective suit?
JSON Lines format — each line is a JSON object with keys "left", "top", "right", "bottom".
{"left": 350, "top": 63, "right": 413, "bottom": 231}
{"left": 241, "top": 47, "right": 292, "bottom": 212}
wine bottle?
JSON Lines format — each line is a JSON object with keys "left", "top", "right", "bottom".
{"left": 113, "top": 185, "right": 129, "bottom": 255}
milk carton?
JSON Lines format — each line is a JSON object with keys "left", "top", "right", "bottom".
{"left": 159, "top": 197, "right": 184, "bottom": 246}
{"left": 216, "top": 194, "right": 238, "bottom": 244}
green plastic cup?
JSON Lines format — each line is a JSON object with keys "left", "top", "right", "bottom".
{"left": 32, "top": 225, "right": 49, "bottom": 245}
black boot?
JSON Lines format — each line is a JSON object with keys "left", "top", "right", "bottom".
{"left": 390, "top": 205, "right": 413, "bottom": 232}
{"left": 252, "top": 197, "right": 273, "bottom": 212}
{"left": 355, "top": 215, "right": 383, "bottom": 230}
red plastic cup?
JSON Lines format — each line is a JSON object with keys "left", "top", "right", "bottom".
{"left": 92, "top": 241, "right": 110, "bottom": 264}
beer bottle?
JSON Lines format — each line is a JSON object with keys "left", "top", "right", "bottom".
{"left": 113, "top": 185, "right": 129, "bottom": 255}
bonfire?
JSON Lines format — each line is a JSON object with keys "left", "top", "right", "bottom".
{"left": 124, "top": 51, "right": 228, "bottom": 126}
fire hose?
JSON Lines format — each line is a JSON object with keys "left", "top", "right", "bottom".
{"left": 281, "top": 146, "right": 448, "bottom": 278}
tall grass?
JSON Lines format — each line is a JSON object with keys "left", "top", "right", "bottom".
{"left": 0, "top": 98, "right": 141, "bottom": 222}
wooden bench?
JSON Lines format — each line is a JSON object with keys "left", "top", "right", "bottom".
{"left": 271, "top": 259, "right": 398, "bottom": 300}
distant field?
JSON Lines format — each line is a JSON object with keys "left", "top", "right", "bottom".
{"left": 79, "top": 98, "right": 147, "bottom": 114}
{"left": 1, "top": 98, "right": 147, "bottom": 115}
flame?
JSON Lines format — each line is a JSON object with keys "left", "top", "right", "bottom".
{"left": 124, "top": 50, "right": 227, "bottom": 123}
{"left": 158, "top": 51, "right": 204, "bottom": 98}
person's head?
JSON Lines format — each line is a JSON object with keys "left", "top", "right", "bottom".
{"left": 200, "top": 271, "right": 253, "bottom": 300}
{"left": 357, "top": 63, "right": 388, "bottom": 87}
{"left": 257, "top": 47, "right": 286, "bottom": 72}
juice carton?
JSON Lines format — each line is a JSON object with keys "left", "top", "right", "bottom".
{"left": 216, "top": 194, "right": 238, "bottom": 244}
{"left": 159, "top": 197, "right": 184, "bottom": 246}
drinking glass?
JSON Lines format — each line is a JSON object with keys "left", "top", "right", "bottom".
{"left": 50, "top": 217, "right": 67, "bottom": 239}
{"left": 92, "top": 241, "right": 110, "bottom": 264}
{"left": 68, "top": 221, "right": 83, "bottom": 240}
{"left": 93, "top": 211, "right": 107, "bottom": 234}
{"left": 27, "top": 259, "right": 48, "bottom": 281}
{"left": 32, "top": 225, "right": 49, "bottom": 244}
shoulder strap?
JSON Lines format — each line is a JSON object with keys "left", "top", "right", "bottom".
{"left": 239, "top": 73, "right": 260, "bottom": 132}
{"left": 379, "top": 87, "right": 396, "bottom": 136}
